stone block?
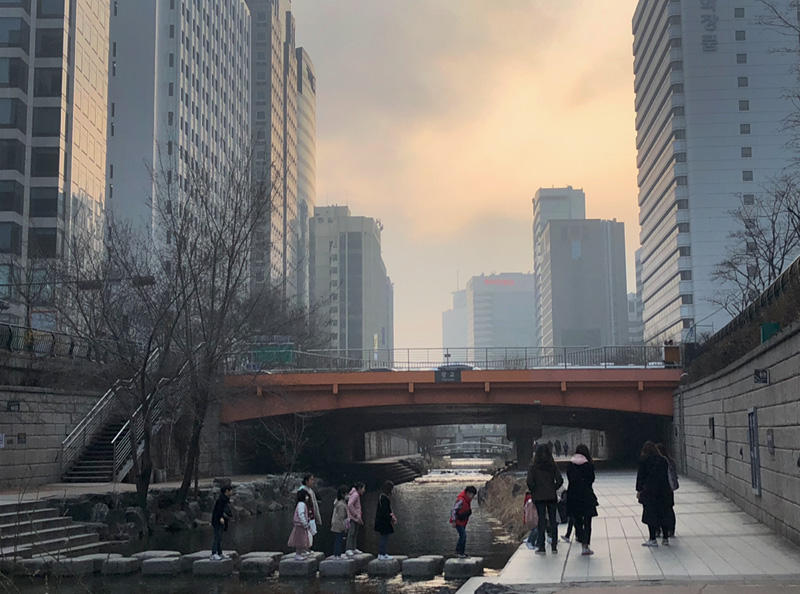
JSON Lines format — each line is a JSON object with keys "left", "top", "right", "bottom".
{"left": 419, "top": 554, "right": 445, "bottom": 573}
{"left": 74, "top": 553, "right": 122, "bottom": 573}
{"left": 132, "top": 549, "right": 181, "bottom": 561}
{"left": 101, "top": 557, "right": 141, "bottom": 575}
{"left": 443, "top": 557, "right": 484, "bottom": 579}
{"left": 193, "top": 557, "right": 234, "bottom": 576}
{"left": 19, "top": 557, "right": 50, "bottom": 577}
{"left": 180, "top": 550, "right": 238, "bottom": 571}
{"left": 141, "top": 556, "right": 182, "bottom": 575}
{"left": 402, "top": 556, "right": 441, "bottom": 579}
{"left": 319, "top": 557, "right": 357, "bottom": 578}
{"left": 240, "top": 556, "right": 277, "bottom": 577}
{"left": 279, "top": 556, "right": 319, "bottom": 577}
{"left": 350, "top": 552, "right": 374, "bottom": 571}
{"left": 282, "top": 551, "right": 325, "bottom": 563}
{"left": 241, "top": 551, "right": 283, "bottom": 562}
{"left": 50, "top": 557, "right": 95, "bottom": 577}
{"left": 367, "top": 557, "right": 401, "bottom": 577}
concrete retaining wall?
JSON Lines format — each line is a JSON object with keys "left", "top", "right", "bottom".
{"left": 365, "top": 430, "right": 419, "bottom": 460}
{"left": 673, "top": 320, "right": 800, "bottom": 545}
{"left": 0, "top": 386, "right": 101, "bottom": 488}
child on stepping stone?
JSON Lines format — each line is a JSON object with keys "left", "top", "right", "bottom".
{"left": 211, "top": 485, "right": 233, "bottom": 560}
{"left": 288, "top": 489, "right": 312, "bottom": 559}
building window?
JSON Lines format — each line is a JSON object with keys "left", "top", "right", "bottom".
{"left": 676, "top": 176, "right": 688, "bottom": 186}
{"left": 677, "top": 223, "right": 690, "bottom": 233}
{"left": 743, "top": 193, "right": 755, "bottom": 205}
{"left": 35, "top": 28, "right": 62, "bottom": 57}
{"left": 681, "top": 294, "right": 693, "bottom": 304}
{"left": 168, "top": 111, "right": 174, "bottom": 125}
{"left": 673, "top": 129, "right": 685, "bottom": 140}
{"left": 168, "top": 53, "right": 174, "bottom": 67}
{"left": 680, "top": 270, "right": 692, "bottom": 280}
{"left": 675, "top": 152, "right": 687, "bottom": 162}
{"left": 29, "top": 227, "right": 58, "bottom": 258}
{"left": 0, "top": 222, "right": 22, "bottom": 255}
{"left": 0, "top": 263, "right": 10, "bottom": 298}
{"left": 742, "top": 170, "right": 753, "bottom": 181}
{"left": 0, "top": 98, "right": 26, "bottom": 133}
{"left": 112, "top": 41, "right": 116, "bottom": 57}
{"left": 168, "top": 82, "right": 174, "bottom": 96}
{"left": 676, "top": 199, "right": 689, "bottom": 209}
{"left": 38, "top": 0, "right": 64, "bottom": 18}
{"left": 679, "top": 246, "right": 691, "bottom": 257}
{"left": 33, "top": 67, "right": 61, "bottom": 96}
{"left": 740, "top": 123, "right": 751, "bottom": 134}
{"left": 32, "top": 106, "right": 60, "bottom": 137}
{"left": 738, "top": 76, "right": 748, "bottom": 87}
{"left": 739, "top": 100, "right": 750, "bottom": 111}
{"left": 0, "top": 180, "right": 23, "bottom": 214}
{"left": 735, "top": 7, "right": 745, "bottom": 18}
{"left": 0, "top": 139, "right": 25, "bottom": 173}
{"left": 741, "top": 146, "right": 752, "bottom": 158}
{"left": 736, "top": 53, "right": 747, "bottom": 64}
{"left": 735, "top": 30, "right": 746, "bottom": 41}
{"left": 169, "top": 24, "right": 174, "bottom": 38}
{"left": 29, "top": 187, "right": 58, "bottom": 217}
{"left": 30, "top": 146, "right": 60, "bottom": 177}
{"left": 0, "top": 18, "right": 30, "bottom": 49}
{"left": 0, "top": 58, "right": 27, "bottom": 92}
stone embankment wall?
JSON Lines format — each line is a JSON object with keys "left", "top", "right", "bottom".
{"left": 673, "top": 320, "right": 800, "bottom": 545}
{"left": 365, "top": 430, "right": 419, "bottom": 460}
{"left": 0, "top": 386, "right": 101, "bottom": 488}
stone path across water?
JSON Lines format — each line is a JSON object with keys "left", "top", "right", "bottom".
{"left": 460, "top": 471, "right": 800, "bottom": 593}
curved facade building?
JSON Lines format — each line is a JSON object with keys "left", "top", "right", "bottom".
{"left": 295, "top": 47, "right": 316, "bottom": 309}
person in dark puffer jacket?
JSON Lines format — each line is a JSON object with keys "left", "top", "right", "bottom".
{"left": 566, "top": 444, "right": 598, "bottom": 556}
{"left": 527, "top": 443, "right": 563, "bottom": 554}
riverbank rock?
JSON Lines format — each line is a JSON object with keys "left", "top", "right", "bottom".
{"left": 444, "top": 557, "right": 484, "bottom": 579}
{"left": 193, "top": 557, "right": 234, "bottom": 576}
{"left": 367, "top": 557, "right": 402, "bottom": 577}
{"left": 240, "top": 556, "right": 277, "bottom": 576}
{"left": 319, "top": 557, "right": 357, "bottom": 578}
{"left": 402, "top": 556, "right": 442, "bottom": 579}
{"left": 132, "top": 550, "right": 181, "bottom": 561}
{"left": 51, "top": 557, "right": 95, "bottom": 577}
{"left": 279, "top": 555, "right": 319, "bottom": 577}
{"left": 90, "top": 502, "right": 110, "bottom": 523}
{"left": 102, "top": 557, "right": 141, "bottom": 575}
{"left": 181, "top": 550, "right": 239, "bottom": 571}
{"left": 142, "top": 556, "right": 182, "bottom": 575}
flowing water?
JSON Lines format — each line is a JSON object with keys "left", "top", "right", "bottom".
{"left": 8, "top": 466, "right": 517, "bottom": 594}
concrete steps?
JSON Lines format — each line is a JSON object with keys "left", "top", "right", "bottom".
{"left": 62, "top": 419, "right": 125, "bottom": 483}
{"left": 0, "top": 500, "right": 105, "bottom": 559}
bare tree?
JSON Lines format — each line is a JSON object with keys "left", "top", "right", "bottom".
{"left": 711, "top": 175, "right": 800, "bottom": 316}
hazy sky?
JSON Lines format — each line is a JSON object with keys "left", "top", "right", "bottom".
{"left": 292, "top": 0, "right": 640, "bottom": 348}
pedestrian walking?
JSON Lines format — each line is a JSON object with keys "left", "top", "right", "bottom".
{"left": 345, "top": 481, "right": 366, "bottom": 556}
{"left": 523, "top": 490, "right": 539, "bottom": 549}
{"left": 210, "top": 485, "right": 233, "bottom": 560}
{"left": 636, "top": 441, "right": 673, "bottom": 547}
{"left": 656, "top": 443, "right": 679, "bottom": 538}
{"left": 450, "top": 485, "right": 477, "bottom": 558}
{"left": 527, "top": 443, "right": 564, "bottom": 554}
{"left": 566, "top": 444, "right": 598, "bottom": 556}
{"left": 330, "top": 485, "right": 349, "bottom": 558}
{"left": 288, "top": 490, "right": 313, "bottom": 559}
{"left": 298, "top": 473, "right": 322, "bottom": 538}
{"left": 374, "top": 480, "right": 397, "bottom": 560}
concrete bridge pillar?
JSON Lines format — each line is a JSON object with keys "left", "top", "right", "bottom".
{"left": 506, "top": 412, "right": 542, "bottom": 467}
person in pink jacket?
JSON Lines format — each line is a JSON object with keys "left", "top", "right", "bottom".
{"left": 345, "top": 481, "right": 366, "bottom": 556}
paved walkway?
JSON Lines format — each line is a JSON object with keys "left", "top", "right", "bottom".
{"left": 460, "top": 471, "right": 800, "bottom": 593}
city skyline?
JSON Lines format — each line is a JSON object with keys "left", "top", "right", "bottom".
{"left": 293, "top": 0, "right": 644, "bottom": 348}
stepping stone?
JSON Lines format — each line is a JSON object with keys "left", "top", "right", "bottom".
{"left": 19, "top": 558, "right": 50, "bottom": 577}
{"left": 241, "top": 551, "right": 283, "bottom": 562}
{"left": 402, "top": 556, "right": 442, "bottom": 579}
{"left": 50, "top": 557, "right": 95, "bottom": 577}
{"left": 419, "top": 554, "right": 445, "bottom": 573}
{"left": 132, "top": 550, "right": 181, "bottom": 561}
{"left": 319, "top": 557, "right": 358, "bottom": 578}
{"left": 193, "top": 557, "right": 234, "bottom": 576}
{"left": 102, "top": 557, "right": 142, "bottom": 575}
{"left": 240, "top": 556, "right": 277, "bottom": 577}
{"left": 443, "top": 556, "right": 484, "bottom": 579}
{"left": 350, "top": 552, "right": 374, "bottom": 571}
{"left": 180, "top": 550, "right": 239, "bottom": 571}
{"left": 367, "top": 557, "right": 402, "bottom": 577}
{"left": 281, "top": 551, "right": 325, "bottom": 562}
{"left": 74, "top": 553, "right": 122, "bottom": 573}
{"left": 279, "top": 556, "right": 319, "bottom": 577}
{"left": 142, "top": 556, "right": 182, "bottom": 575}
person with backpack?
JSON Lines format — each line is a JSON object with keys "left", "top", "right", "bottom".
{"left": 450, "top": 485, "right": 477, "bottom": 558}
{"left": 374, "top": 480, "right": 397, "bottom": 560}
{"left": 523, "top": 490, "right": 539, "bottom": 549}
{"left": 210, "top": 485, "right": 233, "bottom": 560}
{"left": 636, "top": 441, "right": 673, "bottom": 547}
{"left": 656, "top": 443, "right": 679, "bottom": 538}
{"left": 566, "top": 444, "right": 598, "bottom": 556}
{"left": 527, "top": 443, "right": 563, "bottom": 554}
{"left": 330, "top": 485, "right": 349, "bottom": 558}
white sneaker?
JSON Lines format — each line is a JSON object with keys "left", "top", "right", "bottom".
{"left": 524, "top": 542, "right": 534, "bottom": 550}
{"left": 642, "top": 539, "right": 658, "bottom": 547}
{"left": 345, "top": 550, "right": 354, "bottom": 557}
{"left": 222, "top": 553, "right": 232, "bottom": 559}
{"left": 211, "top": 554, "right": 222, "bottom": 560}
{"left": 294, "top": 553, "right": 304, "bottom": 560}
{"left": 354, "top": 549, "right": 364, "bottom": 554}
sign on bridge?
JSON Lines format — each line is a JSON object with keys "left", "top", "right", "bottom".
{"left": 435, "top": 369, "right": 462, "bottom": 383}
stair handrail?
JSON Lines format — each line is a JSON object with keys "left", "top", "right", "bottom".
{"left": 60, "top": 349, "right": 160, "bottom": 476}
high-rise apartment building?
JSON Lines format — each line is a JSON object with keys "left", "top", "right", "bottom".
{"left": 0, "top": 0, "right": 110, "bottom": 327}
{"left": 107, "top": 0, "right": 251, "bottom": 240}
{"left": 248, "top": 0, "right": 299, "bottom": 301}
{"left": 532, "top": 186, "right": 585, "bottom": 345}
{"left": 538, "top": 219, "right": 628, "bottom": 347}
{"left": 295, "top": 46, "right": 315, "bottom": 309}
{"left": 627, "top": 292, "right": 644, "bottom": 345}
{"left": 442, "top": 289, "right": 467, "bottom": 348}
{"left": 632, "top": 0, "right": 799, "bottom": 342}
{"left": 309, "top": 205, "right": 393, "bottom": 355}
{"left": 464, "top": 273, "right": 536, "bottom": 349}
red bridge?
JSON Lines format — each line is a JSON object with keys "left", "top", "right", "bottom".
{"left": 222, "top": 363, "right": 682, "bottom": 463}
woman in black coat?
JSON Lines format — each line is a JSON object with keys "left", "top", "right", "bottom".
{"left": 636, "top": 441, "right": 673, "bottom": 546}
{"left": 374, "top": 481, "right": 396, "bottom": 559}
{"left": 527, "top": 443, "right": 563, "bottom": 554}
{"left": 566, "top": 444, "right": 598, "bottom": 556}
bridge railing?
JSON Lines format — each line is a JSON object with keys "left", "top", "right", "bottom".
{"left": 224, "top": 345, "right": 677, "bottom": 373}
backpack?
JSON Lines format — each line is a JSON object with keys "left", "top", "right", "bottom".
{"left": 523, "top": 496, "right": 538, "bottom": 529}
{"left": 667, "top": 460, "right": 679, "bottom": 491}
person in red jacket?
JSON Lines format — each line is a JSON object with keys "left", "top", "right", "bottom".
{"left": 450, "top": 485, "right": 477, "bottom": 558}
